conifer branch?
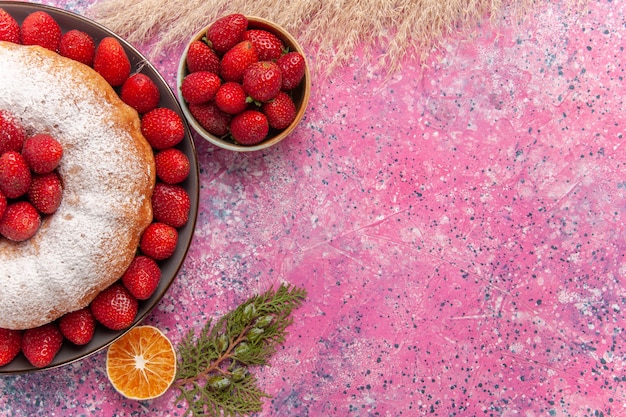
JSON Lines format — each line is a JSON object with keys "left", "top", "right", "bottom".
{"left": 174, "top": 283, "right": 307, "bottom": 417}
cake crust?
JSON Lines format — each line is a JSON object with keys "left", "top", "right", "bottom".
{"left": 0, "top": 41, "right": 155, "bottom": 330}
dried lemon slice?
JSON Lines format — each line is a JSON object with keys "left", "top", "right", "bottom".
{"left": 106, "top": 325, "right": 177, "bottom": 400}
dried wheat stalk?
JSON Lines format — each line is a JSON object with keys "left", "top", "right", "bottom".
{"left": 87, "top": 0, "right": 584, "bottom": 75}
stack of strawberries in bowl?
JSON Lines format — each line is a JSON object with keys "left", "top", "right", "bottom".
{"left": 177, "top": 14, "right": 310, "bottom": 151}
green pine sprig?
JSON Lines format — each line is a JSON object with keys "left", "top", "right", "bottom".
{"left": 174, "top": 283, "right": 307, "bottom": 417}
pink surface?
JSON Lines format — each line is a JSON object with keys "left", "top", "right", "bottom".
{"left": 1, "top": 0, "right": 625, "bottom": 416}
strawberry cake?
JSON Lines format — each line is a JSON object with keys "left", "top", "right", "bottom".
{"left": 0, "top": 40, "right": 155, "bottom": 330}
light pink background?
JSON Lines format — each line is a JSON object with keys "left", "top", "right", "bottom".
{"left": 1, "top": 0, "right": 625, "bottom": 416}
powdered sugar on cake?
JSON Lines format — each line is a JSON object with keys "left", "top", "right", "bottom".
{"left": 0, "top": 42, "right": 155, "bottom": 330}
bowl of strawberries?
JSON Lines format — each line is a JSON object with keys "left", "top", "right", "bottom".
{"left": 177, "top": 14, "right": 310, "bottom": 151}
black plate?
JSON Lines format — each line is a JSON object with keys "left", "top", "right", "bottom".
{"left": 0, "top": 2, "right": 199, "bottom": 374}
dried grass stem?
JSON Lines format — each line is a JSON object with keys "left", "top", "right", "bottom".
{"left": 87, "top": 0, "right": 584, "bottom": 74}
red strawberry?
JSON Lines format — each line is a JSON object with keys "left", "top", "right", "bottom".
{"left": 206, "top": 13, "right": 248, "bottom": 55}
{"left": 90, "top": 283, "right": 138, "bottom": 331}
{"left": 180, "top": 71, "right": 221, "bottom": 105}
{"left": 215, "top": 82, "right": 248, "bottom": 115}
{"left": 0, "top": 110, "right": 25, "bottom": 154}
{"left": 0, "top": 8, "right": 20, "bottom": 44}
{"left": 277, "top": 52, "right": 306, "bottom": 90}
{"left": 120, "top": 73, "right": 161, "bottom": 114}
{"left": 21, "top": 134, "right": 63, "bottom": 174}
{"left": 59, "top": 29, "right": 96, "bottom": 66}
{"left": 28, "top": 172, "right": 63, "bottom": 214}
{"left": 241, "top": 29, "right": 284, "bottom": 61}
{"left": 121, "top": 255, "right": 162, "bottom": 300}
{"left": 152, "top": 183, "right": 191, "bottom": 228}
{"left": 220, "top": 40, "right": 258, "bottom": 82}
{"left": 0, "top": 328, "right": 21, "bottom": 367}
{"left": 0, "top": 190, "right": 6, "bottom": 220}
{"left": 141, "top": 107, "right": 185, "bottom": 150}
{"left": 155, "top": 148, "right": 190, "bottom": 184}
{"left": 93, "top": 37, "right": 131, "bottom": 87}
{"left": 186, "top": 40, "right": 220, "bottom": 74}
{"left": 140, "top": 222, "right": 178, "bottom": 260}
{"left": 20, "top": 11, "right": 61, "bottom": 52}
{"left": 0, "top": 201, "right": 41, "bottom": 241}
{"left": 189, "top": 102, "right": 231, "bottom": 137}
{"left": 230, "top": 110, "right": 269, "bottom": 145}
{"left": 0, "top": 151, "right": 31, "bottom": 199}
{"left": 58, "top": 308, "right": 96, "bottom": 346}
{"left": 21, "top": 323, "right": 63, "bottom": 368}
{"left": 243, "top": 61, "right": 282, "bottom": 102}
{"left": 262, "top": 91, "right": 297, "bottom": 130}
